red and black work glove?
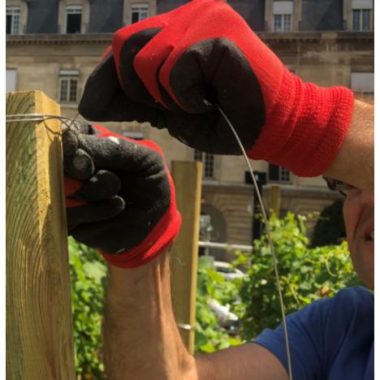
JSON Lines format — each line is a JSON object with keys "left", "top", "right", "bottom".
{"left": 79, "top": 0, "right": 354, "bottom": 177}
{"left": 63, "top": 124, "right": 181, "bottom": 268}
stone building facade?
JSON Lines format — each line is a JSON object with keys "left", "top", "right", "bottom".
{"left": 6, "top": 0, "right": 374, "bottom": 257}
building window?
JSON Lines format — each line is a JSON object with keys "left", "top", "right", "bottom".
{"left": 273, "top": 1, "right": 293, "bottom": 32}
{"left": 131, "top": 4, "right": 149, "bottom": 23}
{"left": 59, "top": 70, "right": 79, "bottom": 103}
{"left": 268, "top": 164, "right": 291, "bottom": 183}
{"left": 352, "top": 9, "right": 360, "bottom": 30}
{"left": 274, "top": 14, "right": 292, "bottom": 32}
{"left": 6, "top": 69, "right": 17, "bottom": 92}
{"left": 353, "top": 9, "right": 373, "bottom": 31}
{"left": 194, "top": 150, "right": 214, "bottom": 179}
{"left": 351, "top": 72, "right": 374, "bottom": 94}
{"left": 66, "top": 6, "right": 82, "bottom": 34}
{"left": 6, "top": 7, "right": 20, "bottom": 35}
{"left": 362, "top": 9, "right": 372, "bottom": 30}
{"left": 352, "top": 0, "right": 373, "bottom": 32}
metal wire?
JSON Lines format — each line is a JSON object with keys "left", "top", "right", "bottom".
{"left": 217, "top": 105, "right": 293, "bottom": 380}
{"left": 6, "top": 112, "right": 82, "bottom": 133}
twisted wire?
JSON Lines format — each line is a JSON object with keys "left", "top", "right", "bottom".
{"left": 6, "top": 112, "right": 81, "bottom": 133}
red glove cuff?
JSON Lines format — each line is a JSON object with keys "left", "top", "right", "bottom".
{"left": 248, "top": 70, "right": 354, "bottom": 177}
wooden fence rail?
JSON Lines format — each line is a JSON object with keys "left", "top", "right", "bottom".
{"left": 6, "top": 91, "right": 75, "bottom": 380}
{"left": 171, "top": 161, "right": 202, "bottom": 354}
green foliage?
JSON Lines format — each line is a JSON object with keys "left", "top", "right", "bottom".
{"left": 195, "top": 256, "right": 242, "bottom": 353}
{"left": 235, "top": 212, "right": 360, "bottom": 341}
{"left": 68, "top": 238, "right": 107, "bottom": 379}
{"left": 311, "top": 200, "right": 346, "bottom": 247}
{"left": 67, "top": 211, "right": 359, "bottom": 372}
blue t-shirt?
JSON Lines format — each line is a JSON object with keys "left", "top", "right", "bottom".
{"left": 254, "top": 286, "right": 373, "bottom": 380}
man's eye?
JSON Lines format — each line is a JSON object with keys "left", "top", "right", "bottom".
{"left": 322, "top": 176, "right": 357, "bottom": 195}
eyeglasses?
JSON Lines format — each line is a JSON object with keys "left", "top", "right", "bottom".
{"left": 323, "top": 176, "right": 356, "bottom": 197}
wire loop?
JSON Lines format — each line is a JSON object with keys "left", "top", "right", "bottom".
{"left": 6, "top": 112, "right": 82, "bottom": 133}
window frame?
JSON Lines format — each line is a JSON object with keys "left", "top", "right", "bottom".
{"left": 194, "top": 150, "right": 215, "bottom": 180}
{"left": 273, "top": 14, "right": 292, "bottom": 32}
{"left": 268, "top": 164, "right": 291, "bottom": 183}
{"left": 6, "top": 7, "right": 21, "bottom": 35}
{"left": 131, "top": 3, "right": 149, "bottom": 24}
{"left": 352, "top": 8, "right": 373, "bottom": 32}
{"left": 6, "top": 69, "right": 17, "bottom": 92}
{"left": 65, "top": 5, "right": 83, "bottom": 34}
{"left": 59, "top": 70, "right": 80, "bottom": 103}
{"left": 361, "top": 9, "right": 371, "bottom": 31}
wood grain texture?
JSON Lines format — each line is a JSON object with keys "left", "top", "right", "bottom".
{"left": 6, "top": 91, "right": 75, "bottom": 380}
{"left": 170, "top": 161, "right": 202, "bottom": 354}
{"left": 269, "top": 185, "right": 281, "bottom": 216}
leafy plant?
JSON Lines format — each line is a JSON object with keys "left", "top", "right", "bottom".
{"left": 67, "top": 212, "right": 359, "bottom": 372}
{"left": 68, "top": 238, "right": 107, "bottom": 379}
{"left": 195, "top": 256, "right": 242, "bottom": 353}
{"left": 235, "top": 212, "right": 360, "bottom": 341}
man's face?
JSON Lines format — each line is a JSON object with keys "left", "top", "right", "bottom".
{"left": 343, "top": 188, "right": 374, "bottom": 289}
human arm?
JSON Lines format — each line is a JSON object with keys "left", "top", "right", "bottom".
{"left": 324, "top": 99, "right": 374, "bottom": 191}
{"left": 63, "top": 125, "right": 289, "bottom": 380}
{"left": 103, "top": 254, "right": 196, "bottom": 380}
{"left": 104, "top": 252, "right": 288, "bottom": 380}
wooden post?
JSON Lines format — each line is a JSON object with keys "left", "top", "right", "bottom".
{"left": 269, "top": 185, "right": 281, "bottom": 216}
{"left": 6, "top": 91, "right": 75, "bottom": 379}
{"left": 170, "top": 161, "right": 202, "bottom": 354}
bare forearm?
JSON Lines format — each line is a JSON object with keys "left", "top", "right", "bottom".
{"left": 324, "top": 99, "right": 374, "bottom": 190}
{"left": 103, "top": 252, "right": 288, "bottom": 380}
{"left": 103, "top": 252, "right": 197, "bottom": 380}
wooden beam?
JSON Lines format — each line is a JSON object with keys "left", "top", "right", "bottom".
{"left": 269, "top": 185, "right": 282, "bottom": 216}
{"left": 170, "top": 161, "right": 202, "bottom": 354}
{"left": 6, "top": 91, "right": 75, "bottom": 379}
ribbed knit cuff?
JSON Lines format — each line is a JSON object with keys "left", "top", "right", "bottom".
{"left": 101, "top": 204, "right": 182, "bottom": 269}
{"left": 248, "top": 70, "right": 354, "bottom": 177}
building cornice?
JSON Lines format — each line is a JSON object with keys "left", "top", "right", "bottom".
{"left": 6, "top": 33, "right": 112, "bottom": 45}
{"left": 257, "top": 31, "right": 374, "bottom": 42}
{"left": 6, "top": 31, "right": 373, "bottom": 46}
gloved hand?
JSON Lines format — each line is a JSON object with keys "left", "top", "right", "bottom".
{"left": 79, "top": 0, "right": 354, "bottom": 177}
{"left": 63, "top": 124, "right": 181, "bottom": 268}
